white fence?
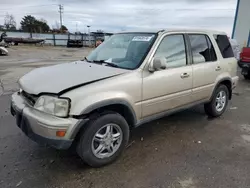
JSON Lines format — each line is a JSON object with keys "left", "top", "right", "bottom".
{"left": 0, "top": 31, "right": 98, "bottom": 46}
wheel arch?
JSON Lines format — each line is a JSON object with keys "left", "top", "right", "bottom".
{"left": 77, "top": 99, "right": 137, "bottom": 127}
{"left": 212, "top": 78, "right": 232, "bottom": 100}
{"left": 71, "top": 100, "right": 137, "bottom": 144}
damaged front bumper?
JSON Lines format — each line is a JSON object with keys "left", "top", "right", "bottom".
{"left": 10, "top": 92, "right": 85, "bottom": 150}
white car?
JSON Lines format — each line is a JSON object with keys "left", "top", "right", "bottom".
{"left": 0, "top": 46, "right": 8, "bottom": 56}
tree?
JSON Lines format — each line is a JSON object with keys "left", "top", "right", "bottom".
{"left": 51, "top": 22, "right": 68, "bottom": 33}
{"left": 4, "top": 13, "right": 16, "bottom": 31}
{"left": 20, "top": 15, "right": 37, "bottom": 32}
{"left": 36, "top": 19, "right": 50, "bottom": 33}
{"left": 20, "top": 15, "right": 50, "bottom": 33}
{"left": 61, "top": 25, "right": 68, "bottom": 33}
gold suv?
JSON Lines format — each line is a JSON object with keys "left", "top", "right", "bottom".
{"left": 11, "top": 29, "right": 239, "bottom": 167}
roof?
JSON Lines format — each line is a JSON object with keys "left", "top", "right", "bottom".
{"left": 117, "top": 28, "right": 226, "bottom": 35}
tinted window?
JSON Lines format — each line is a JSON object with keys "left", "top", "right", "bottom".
{"left": 154, "top": 35, "right": 187, "bottom": 68}
{"left": 206, "top": 36, "right": 217, "bottom": 61}
{"left": 214, "top": 35, "right": 234, "bottom": 58}
{"left": 189, "top": 34, "right": 216, "bottom": 64}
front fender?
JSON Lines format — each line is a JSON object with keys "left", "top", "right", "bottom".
{"left": 69, "top": 91, "right": 139, "bottom": 120}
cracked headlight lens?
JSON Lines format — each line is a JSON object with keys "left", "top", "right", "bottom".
{"left": 34, "top": 95, "right": 70, "bottom": 117}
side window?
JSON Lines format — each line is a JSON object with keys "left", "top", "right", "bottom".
{"left": 206, "top": 36, "right": 217, "bottom": 61}
{"left": 214, "top": 34, "right": 234, "bottom": 58}
{"left": 189, "top": 34, "right": 216, "bottom": 64}
{"left": 154, "top": 35, "right": 187, "bottom": 69}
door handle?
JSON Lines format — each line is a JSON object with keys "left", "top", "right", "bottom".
{"left": 180, "top": 73, "right": 190, "bottom": 78}
{"left": 215, "top": 66, "right": 221, "bottom": 71}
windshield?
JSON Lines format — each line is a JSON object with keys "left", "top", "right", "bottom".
{"left": 87, "top": 33, "right": 157, "bottom": 70}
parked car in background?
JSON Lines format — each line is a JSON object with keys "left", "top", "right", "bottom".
{"left": 11, "top": 29, "right": 238, "bottom": 167}
{"left": 0, "top": 46, "right": 8, "bottom": 56}
{"left": 238, "top": 47, "right": 250, "bottom": 79}
{"left": 230, "top": 39, "right": 240, "bottom": 61}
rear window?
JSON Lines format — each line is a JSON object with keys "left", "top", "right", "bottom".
{"left": 214, "top": 35, "right": 234, "bottom": 58}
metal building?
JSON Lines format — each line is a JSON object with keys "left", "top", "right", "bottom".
{"left": 232, "top": 0, "right": 250, "bottom": 48}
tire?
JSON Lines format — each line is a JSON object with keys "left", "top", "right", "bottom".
{"left": 204, "top": 85, "right": 229, "bottom": 117}
{"left": 76, "top": 112, "right": 130, "bottom": 167}
{"left": 244, "top": 74, "right": 250, "bottom": 80}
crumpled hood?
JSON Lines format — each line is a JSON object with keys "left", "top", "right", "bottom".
{"left": 19, "top": 61, "right": 129, "bottom": 95}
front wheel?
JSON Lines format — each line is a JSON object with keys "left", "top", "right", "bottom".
{"left": 77, "top": 112, "right": 130, "bottom": 167}
{"left": 204, "top": 85, "right": 229, "bottom": 117}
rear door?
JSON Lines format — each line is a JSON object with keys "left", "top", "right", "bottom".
{"left": 188, "top": 34, "right": 220, "bottom": 101}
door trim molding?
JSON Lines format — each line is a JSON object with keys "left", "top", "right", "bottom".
{"left": 135, "top": 99, "right": 208, "bottom": 127}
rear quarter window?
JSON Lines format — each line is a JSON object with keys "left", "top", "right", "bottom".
{"left": 214, "top": 35, "right": 234, "bottom": 58}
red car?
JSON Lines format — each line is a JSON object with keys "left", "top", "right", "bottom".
{"left": 238, "top": 47, "right": 250, "bottom": 79}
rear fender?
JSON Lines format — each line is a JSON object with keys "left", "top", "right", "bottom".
{"left": 210, "top": 75, "right": 232, "bottom": 101}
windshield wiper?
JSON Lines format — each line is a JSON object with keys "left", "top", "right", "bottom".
{"left": 104, "top": 62, "right": 119, "bottom": 68}
{"left": 92, "top": 60, "right": 104, "bottom": 64}
{"left": 92, "top": 60, "right": 119, "bottom": 68}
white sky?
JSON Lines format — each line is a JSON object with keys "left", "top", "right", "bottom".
{"left": 0, "top": 0, "right": 237, "bottom": 35}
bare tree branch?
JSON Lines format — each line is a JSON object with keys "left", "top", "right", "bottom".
{"left": 4, "top": 13, "right": 16, "bottom": 31}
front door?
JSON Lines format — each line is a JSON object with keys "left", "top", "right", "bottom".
{"left": 142, "top": 34, "right": 193, "bottom": 118}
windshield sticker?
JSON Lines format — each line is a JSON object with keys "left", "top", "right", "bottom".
{"left": 132, "top": 36, "right": 154, "bottom": 42}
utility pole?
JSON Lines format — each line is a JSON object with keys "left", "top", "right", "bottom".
{"left": 58, "top": 4, "right": 63, "bottom": 32}
{"left": 87, "top": 25, "right": 91, "bottom": 46}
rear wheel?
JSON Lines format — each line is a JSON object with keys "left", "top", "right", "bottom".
{"left": 77, "top": 112, "right": 130, "bottom": 167}
{"left": 244, "top": 73, "right": 250, "bottom": 80}
{"left": 204, "top": 85, "right": 229, "bottom": 117}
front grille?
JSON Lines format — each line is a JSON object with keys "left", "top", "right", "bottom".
{"left": 20, "top": 90, "right": 37, "bottom": 106}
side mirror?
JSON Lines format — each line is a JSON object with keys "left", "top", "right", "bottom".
{"left": 149, "top": 57, "right": 166, "bottom": 72}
